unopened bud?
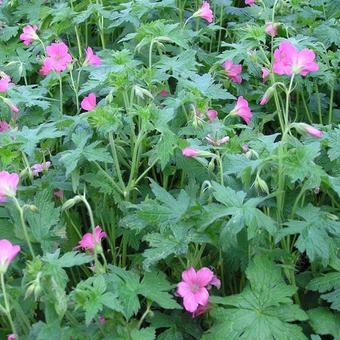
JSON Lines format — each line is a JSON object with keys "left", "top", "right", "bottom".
{"left": 260, "top": 86, "right": 275, "bottom": 106}
{"left": 61, "top": 195, "right": 82, "bottom": 210}
{"left": 255, "top": 174, "right": 269, "bottom": 194}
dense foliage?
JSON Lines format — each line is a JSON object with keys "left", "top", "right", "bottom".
{"left": 0, "top": 0, "right": 339, "bottom": 339}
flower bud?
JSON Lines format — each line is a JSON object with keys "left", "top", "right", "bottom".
{"left": 260, "top": 86, "right": 275, "bottom": 106}
{"left": 61, "top": 195, "right": 82, "bottom": 210}
{"left": 291, "top": 123, "right": 323, "bottom": 138}
{"left": 255, "top": 174, "right": 269, "bottom": 194}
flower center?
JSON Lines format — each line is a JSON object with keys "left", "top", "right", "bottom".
{"left": 191, "top": 283, "right": 200, "bottom": 293}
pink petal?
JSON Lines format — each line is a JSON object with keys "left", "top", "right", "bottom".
{"left": 182, "top": 267, "right": 197, "bottom": 284}
{"left": 196, "top": 267, "right": 214, "bottom": 286}
{"left": 176, "top": 281, "right": 192, "bottom": 298}
{"left": 194, "top": 287, "right": 209, "bottom": 306}
{"left": 183, "top": 294, "right": 199, "bottom": 312}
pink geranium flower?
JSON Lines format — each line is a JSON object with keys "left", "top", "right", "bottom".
{"left": 19, "top": 25, "right": 38, "bottom": 45}
{"left": 81, "top": 93, "right": 97, "bottom": 111}
{"left": 195, "top": 1, "right": 213, "bottom": 23}
{"left": 159, "top": 89, "right": 169, "bottom": 97}
{"left": 85, "top": 47, "right": 102, "bottom": 66}
{"left": 182, "top": 147, "right": 199, "bottom": 157}
{"left": 7, "top": 334, "right": 17, "bottom": 340}
{"left": 273, "top": 40, "right": 319, "bottom": 76}
{"left": 265, "top": 22, "right": 278, "bottom": 37}
{"left": 0, "top": 121, "right": 10, "bottom": 132}
{"left": 223, "top": 60, "right": 242, "bottom": 84}
{"left": 231, "top": 96, "right": 252, "bottom": 124}
{"left": 0, "top": 74, "right": 12, "bottom": 93}
{"left": 39, "top": 42, "right": 72, "bottom": 75}
{"left": 261, "top": 67, "right": 270, "bottom": 81}
{"left": 54, "top": 190, "right": 64, "bottom": 199}
{"left": 207, "top": 109, "right": 218, "bottom": 122}
{"left": 76, "top": 226, "right": 107, "bottom": 251}
{"left": 31, "top": 161, "right": 51, "bottom": 176}
{"left": 0, "top": 239, "right": 20, "bottom": 273}
{"left": 0, "top": 171, "right": 19, "bottom": 202}
{"left": 177, "top": 267, "right": 219, "bottom": 314}
{"left": 245, "top": 0, "right": 255, "bottom": 5}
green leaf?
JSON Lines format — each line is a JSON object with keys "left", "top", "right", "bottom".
{"left": 72, "top": 275, "right": 123, "bottom": 325}
{"left": 26, "top": 190, "right": 62, "bottom": 253}
{"left": 327, "top": 128, "right": 340, "bottom": 161}
{"left": 205, "top": 182, "right": 276, "bottom": 237}
{"left": 138, "top": 271, "right": 180, "bottom": 309}
{"left": 204, "top": 256, "right": 308, "bottom": 340}
{"left": 131, "top": 327, "right": 156, "bottom": 340}
{"left": 55, "top": 252, "right": 93, "bottom": 268}
{"left": 308, "top": 307, "right": 340, "bottom": 337}
{"left": 276, "top": 204, "right": 340, "bottom": 265}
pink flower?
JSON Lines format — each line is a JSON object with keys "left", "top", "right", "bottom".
{"left": 205, "top": 135, "right": 229, "bottom": 146}
{"left": 19, "top": 25, "right": 38, "bottom": 45}
{"left": 54, "top": 190, "right": 64, "bottom": 199}
{"left": 0, "top": 239, "right": 20, "bottom": 273}
{"left": 299, "top": 123, "right": 323, "bottom": 138}
{"left": 98, "top": 316, "right": 106, "bottom": 325}
{"left": 76, "top": 226, "right": 107, "bottom": 251}
{"left": 40, "top": 42, "right": 72, "bottom": 75}
{"left": 39, "top": 58, "right": 53, "bottom": 76}
{"left": 195, "top": 1, "right": 213, "bottom": 23}
{"left": 265, "top": 22, "right": 277, "bottom": 37}
{"left": 177, "top": 267, "right": 220, "bottom": 314}
{"left": 182, "top": 147, "right": 199, "bottom": 157}
{"left": 81, "top": 93, "right": 97, "bottom": 111}
{"left": 261, "top": 67, "right": 270, "bottom": 81}
{"left": 209, "top": 275, "right": 221, "bottom": 289}
{"left": 0, "top": 171, "right": 19, "bottom": 202}
{"left": 0, "top": 75, "right": 12, "bottom": 93}
{"left": 31, "top": 161, "right": 51, "bottom": 176}
{"left": 245, "top": 0, "right": 255, "bottom": 5}
{"left": 207, "top": 109, "right": 218, "bottom": 122}
{"left": 10, "top": 104, "right": 19, "bottom": 113}
{"left": 7, "top": 334, "right": 17, "bottom": 340}
{"left": 223, "top": 60, "right": 242, "bottom": 83}
{"left": 159, "top": 89, "right": 169, "bottom": 97}
{"left": 177, "top": 267, "right": 213, "bottom": 313}
{"left": 273, "top": 41, "right": 319, "bottom": 76}
{"left": 192, "top": 304, "right": 209, "bottom": 318}
{"left": 242, "top": 144, "right": 249, "bottom": 153}
{"left": 0, "top": 121, "right": 10, "bottom": 132}
{"left": 85, "top": 47, "right": 102, "bottom": 66}
{"left": 231, "top": 96, "right": 252, "bottom": 124}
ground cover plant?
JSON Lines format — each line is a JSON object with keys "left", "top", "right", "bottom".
{"left": 0, "top": 0, "right": 339, "bottom": 338}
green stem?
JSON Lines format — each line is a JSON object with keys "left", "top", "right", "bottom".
{"left": 59, "top": 74, "right": 63, "bottom": 117}
{"left": 108, "top": 132, "right": 125, "bottom": 191}
{"left": 69, "top": 70, "right": 79, "bottom": 112}
{"left": 138, "top": 301, "right": 152, "bottom": 329}
{"left": 135, "top": 158, "right": 159, "bottom": 186}
{"left": 328, "top": 86, "right": 334, "bottom": 124}
{"left": 284, "top": 74, "right": 295, "bottom": 128}
{"left": 315, "top": 83, "right": 322, "bottom": 124}
{"left": 13, "top": 198, "right": 35, "bottom": 259}
{"left": 301, "top": 91, "right": 313, "bottom": 124}
{"left": 217, "top": 5, "right": 224, "bottom": 52}
{"left": 1, "top": 274, "right": 16, "bottom": 336}
{"left": 149, "top": 39, "right": 155, "bottom": 69}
